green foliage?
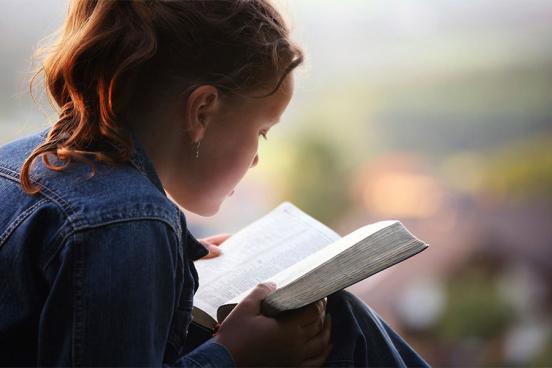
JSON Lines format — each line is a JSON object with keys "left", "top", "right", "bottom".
{"left": 531, "top": 333, "right": 552, "bottom": 366}
{"left": 481, "top": 136, "right": 552, "bottom": 200}
{"left": 436, "top": 270, "right": 514, "bottom": 340}
{"left": 284, "top": 135, "right": 351, "bottom": 228}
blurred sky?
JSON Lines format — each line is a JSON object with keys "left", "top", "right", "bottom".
{"left": 1, "top": 0, "right": 551, "bottom": 233}
{"left": 3, "top": 0, "right": 552, "bottom": 140}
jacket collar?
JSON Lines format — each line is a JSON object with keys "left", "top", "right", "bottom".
{"left": 127, "top": 127, "right": 209, "bottom": 260}
{"left": 40, "top": 125, "right": 209, "bottom": 260}
{"left": 38, "top": 125, "right": 165, "bottom": 194}
{"left": 127, "top": 127, "right": 165, "bottom": 194}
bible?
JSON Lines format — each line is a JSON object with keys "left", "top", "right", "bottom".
{"left": 191, "top": 202, "right": 428, "bottom": 330}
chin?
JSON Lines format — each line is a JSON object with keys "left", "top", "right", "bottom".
{"left": 189, "top": 198, "right": 223, "bottom": 217}
{"left": 165, "top": 191, "right": 222, "bottom": 217}
{"left": 196, "top": 205, "right": 220, "bottom": 217}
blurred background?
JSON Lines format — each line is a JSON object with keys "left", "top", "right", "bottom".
{"left": 1, "top": 0, "right": 551, "bottom": 365}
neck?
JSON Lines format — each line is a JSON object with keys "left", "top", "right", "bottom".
{"left": 124, "top": 109, "right": 192, "bottom": 191}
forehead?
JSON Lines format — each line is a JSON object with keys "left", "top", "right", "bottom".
{"left": 220, "top": 73, "right": 294, "bottom": 123}
{"left": 258, "top": 74, "right": 294, "bottom": 120}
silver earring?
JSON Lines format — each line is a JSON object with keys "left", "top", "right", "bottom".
{"left": 195, "top": 140, "right": 201, "bottom": 159}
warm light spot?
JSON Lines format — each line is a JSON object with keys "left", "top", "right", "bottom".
{"left": 362, "top": 173, "right": 443, "bottom": 218}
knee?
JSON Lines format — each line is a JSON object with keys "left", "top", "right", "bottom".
{"left": 327, "top": 289, "right": 362, "bottom": 314}
{"left": 327, "top": 289, "right": 381, "bottom": 321}
{"left": 327, "top": 289, "right": 363, "bottom": 308}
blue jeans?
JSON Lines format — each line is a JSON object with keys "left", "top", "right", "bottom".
{"left": 183, "top": 290, "right": 429, "bottom": 367}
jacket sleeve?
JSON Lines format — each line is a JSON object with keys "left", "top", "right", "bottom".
{"left": 39, "top": 219, "right": 235, "bottom": 367}
{"left": 174, "top": 337, "right": 236, "bottom": 367}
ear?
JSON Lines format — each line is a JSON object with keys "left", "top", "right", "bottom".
{"left": 184, "top": 85, "right": 220, "bottom": 142}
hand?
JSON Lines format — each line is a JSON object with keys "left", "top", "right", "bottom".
{"left": 198, "top": 233, "right": 232, "bottom": 259}
{"left": 215, "top": 283, "right": 333, "bottom": 367}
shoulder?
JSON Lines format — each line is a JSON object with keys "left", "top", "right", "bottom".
{"left": 61, "top": 218, "right": 181, "bottom": 273}
{"left": 0, "top": 129, "right": 182, "bottom": 243}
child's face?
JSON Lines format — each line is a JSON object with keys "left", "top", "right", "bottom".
{"left": 169, "top": 74, "right": 294, "bottom": 216}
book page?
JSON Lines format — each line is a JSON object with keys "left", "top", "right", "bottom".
{"left": 268, "top": 220, "right": 398, "bottom": 286}
{"left": 255, "top": 221, "right": 428, "bottom": 316}
{"left": 225, "top": 220, "right": 398, "bottom": 306}
{"left": 193, "top": 202, "right": 340, "bottom": 321}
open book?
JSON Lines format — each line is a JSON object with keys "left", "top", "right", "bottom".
{"left": 192, "top": 202, "right": 428, "bottom": 330}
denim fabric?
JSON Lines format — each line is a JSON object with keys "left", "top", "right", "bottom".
{"left": 0, "top": 128, "right": 234, "bottom": 366}
{"left": 323, "top": 290, "right": 429, "bottom": 367}
{"left": 183, "top": 290, "right": 430, "bottom": 367}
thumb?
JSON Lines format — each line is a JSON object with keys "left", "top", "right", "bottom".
{"left": 239, "top": 282, "right": 277, "bottom": 314}
{"left": 205, "top": 242, "right": 221, "bottom": 256}
{"left": 200, "top": 241, "right": 222, "bottom": 259}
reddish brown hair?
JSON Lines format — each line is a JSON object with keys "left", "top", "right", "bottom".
{"left": 22, "top": 0, "right": 303, "bottom": 194}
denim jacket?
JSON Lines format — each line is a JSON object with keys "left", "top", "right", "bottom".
{"left": 0, "top": 128, "right": 235, "bottom": 367}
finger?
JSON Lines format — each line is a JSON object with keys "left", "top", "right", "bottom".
{"left": 278, "top": 299, "right": 322, "bottom": 326}
{"left": 314, "top": 298, "right": 325, "bottom": 313}
{"left": 238, "top": 282, "right": 277, "bottom": 314}
{"left": 302, "top": 315, "right": 324, "bottom": 339}
{"left": 201, "top": 233, "right": 232, "bottom": 245}
{"left": 200, "top": 242, "right": 222, "bottom": 259}
{"left": 299, "top": 300, "right": 325, "bottom": 327}
{"left": 300, "top": 343, "right": 333, "bottom": 367}
{"left": 301, "top": 300, "right": 326, "bottom": 336}
{"left": 316, "top": 299, "right": 326, "bottom": 323}
{"left": 302, "top": 314, "right": 332, "bottom": 360}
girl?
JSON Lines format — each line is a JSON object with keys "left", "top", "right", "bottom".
{"left": 0, "top": 0, "right": 428, "bottom": 366}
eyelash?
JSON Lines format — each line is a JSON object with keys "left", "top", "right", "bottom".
{"left": 260, "top": 131, "right": 268, "bottom": 140}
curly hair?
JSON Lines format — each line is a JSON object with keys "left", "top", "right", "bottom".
{"left": 21, "top": 0, "right": 303, "bottom": 194}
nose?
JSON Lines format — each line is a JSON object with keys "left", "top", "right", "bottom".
{"left": 250, "top": 154, "right": 259, "bottom": 168}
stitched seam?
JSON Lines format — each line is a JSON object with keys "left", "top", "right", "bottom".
{"left": 0, "top": 166, "right": 77, "bottom": 227}
{"left": 325, "top": 359, "right": 355, "bottom": 363}
{"left": 68, "top": 216, "right": 180, "bottom": 240}
{"left": 42, "top": 217, "right": 181, "bottom": 273}
{"left": 72, "top": 233, "right": 86, "bottom": 367}
{"left": 173, "top": 206, "right": 182, "bottom": 244}
{"left": 180, "top": 356, "right": 204, "bottom": 368}
{"left": 69, "top": 216, "right": 180, "bottom": 243}
{"left": 42, "top": 220, "right": 72, "bottom": 270}
{"left": 0, "top": 168, "right": 19, "bottom": 183}
{"left": 0, "top": 198, "right": 48, "bottom": 248}
{"left": 59, "top": 221, "right": 176, "bottom": 365}
{"left": 1, "top": 162, "right": 181, "bottom": 237}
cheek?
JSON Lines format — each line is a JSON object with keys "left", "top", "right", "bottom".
{"left": 209, "top": 135, "right": 258, "bottom": 181}
{"left": 229, "top": 137, "right": 258, "bottom": 171}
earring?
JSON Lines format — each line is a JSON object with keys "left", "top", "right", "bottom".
{"left": 195, "top": 140, "right": 201, "bottom": 159}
